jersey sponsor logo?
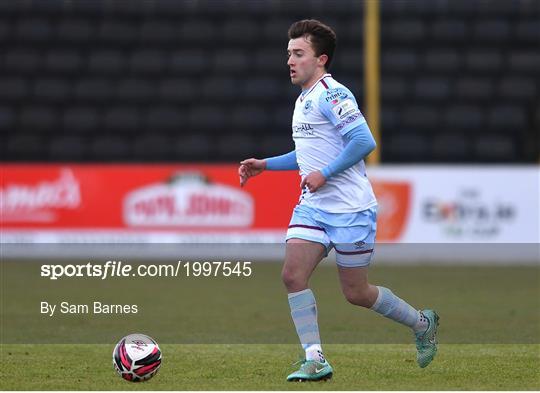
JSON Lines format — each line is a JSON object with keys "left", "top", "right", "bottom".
{"left": 324, "top": 88, "right": 348, "bottom": 104}
{"left": 331, "top": 99, "right": 359, "bottom": 120}
{"left": 336, "top": 112, "right": 364, "bottom": 131}
{"left": 292, "top": 123, "right": 315, "bottom": 136}
{"left": 302, "top": 100, "right": 313, "bottom": 114}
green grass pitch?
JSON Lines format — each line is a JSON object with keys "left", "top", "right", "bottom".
{"left": 1, "top": 263, "right": 539, "bottom": 390}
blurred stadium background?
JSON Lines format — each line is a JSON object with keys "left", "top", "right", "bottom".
{"left": 0, "top": 0, "right": 538, "bottom": 163}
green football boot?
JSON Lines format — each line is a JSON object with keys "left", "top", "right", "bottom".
{"left": 415, "top": 309, "right": 440, "bottom": 368}
{"left": 287, "top": 359, "right": 333, "bottom": 382}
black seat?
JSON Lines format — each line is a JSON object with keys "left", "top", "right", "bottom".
{"left": 473, "top": 19, "right": 511, "bottom": 43}
{"left": 475, "top": 134, "right": 517, "bottom": 161}
{"left": 381, "top": 51, "right": 418, "bottom": 73}
{"left": 169, "top": 49, "right": 209, "bottom": 75}
{"left": 129, "top": 50, "right": 166, "bottom": 74}
{"left": 0, "top": 106, "right": 15, "bottom": 133}
{"left": 509, "top": 51, "right": 540, "bottom": 74}
{"left": 465, "top": 50, "right": 503, "bottom": 73}
{"left": 45, "top": 50, "right": 83, "bottom": 74}
{"left": 188, "top": 105, "right": 226, "bottom": 130}
{"left": 444, "top": 105, "right": 484, "bottom": 129}
{"left": 88, "top": 50, "right": 127, "bottom": 75}
{"left": 132, "top": 133, "right": 174, "bottom": 160}
{"left": 243, "top": 78, "right": 281, "bottom": 102}
{"left": 487, "top": 105, "right": 527, "bottom": 129}
{"left": 401, "top": 105, "right": 440, "bottom": 129}
{"left": 255, "top": 48, "right": 287, "bottom": 73}
{"left": 515, "top": 20, "right": 540, "bottom": 43}
{"left": 139, "top": 21, "right": 178, "bottom": 44}
{"left": 381, "top": 78, "right": 408, "bottom": 101}
{"left": 221, "top": 19, "right": 258, "bottom": 44}
{"left": 259, "top": 135, "right": 295, "bottom": 157}
{"left": 97, "top": 20, "right": 138, "bottom": 45}
{"left": 63, "top": 106, "right": 100, "bottom": 134}
{"left": 201, "top": 77, "right": 239, "bottom": 102}
{"left": 55, "top": 19, "right": 95, "bottom": 43}
{"left": 144, "top": 106, "right": 184, "bottom": 131}
{"left": 103, "top": 106, "right": 141, "bottom": 133}
{"left": 213, "top": 49, "right": 248, "bottom": 74}
{"left": 158, "top": 78, "right": 197, "bottom": 103}
{"left": 0, "top": 78, "right": 29, "bottom": 101}
{"left": 73, "top": 78, "right": 115, "bottom": 102}
{"left": 383, "top": 132, "right": 429, "bottom": 162}
{"left": 230, "top": 105, "right": 269, "bottom": 130}
{"left": 4, "top": 49, "right": 41, "bottom": 74}
{"left": 414, "top": 78, "right": 450, "bottom": 101}
{"left": 174, "top": 133, "right": 214, "bottom": 160}
{"left": 33, "top": 78, "right": 71, "bottom": 103}
{"left": 178, "top": 19, "right": 216, "bottom": 44}
{"left": 217, "top": 133, "right": 256, "bottom": 160}
{"left": 455, "top": 77, "right": 494, "bottom": 101}
{"left": 115, "top": 78, "right": 156, "bottom": 103}
{"left": 384, "top": 19, "right": 426, "bottom": 43}
{"left": 91, "top": 135, "right": 131, "bottom": 160}
{"left": 423, "top": 50, "right": 460, "bottom": 73}
{"left": 498, "top": 77, "right": 537, "bottom": 101}
{"left": 19, "top": 106, "right": 59, "bottom": 132}
{"left": 15, "top": 17, "right": 53, "bottom": 42}
{"left": 430, "top": 19, "right": 467, "bottom": 42}
{"left": 49, "top": 136, "right": 86, "bottom": 160}
{"left": 6, "top": 134, "right": 48, "bottom": 160}
{"left": 432, "top": 132, "right": 469, "bottom": 161}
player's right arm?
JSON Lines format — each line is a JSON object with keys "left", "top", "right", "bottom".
{"left": 239, "top": 150, "right": 299, "bottom": 187}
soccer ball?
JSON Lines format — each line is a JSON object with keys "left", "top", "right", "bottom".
{"left": 112, "top": 333, "right": 162, "bottom": 382}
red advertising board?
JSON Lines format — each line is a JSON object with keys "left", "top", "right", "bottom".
{"left": 1, "top": 164, "right": 410, "bottom": 241}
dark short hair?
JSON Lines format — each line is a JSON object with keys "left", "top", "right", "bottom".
{"left": 288, "top": 19, "right": 337, "bottom": 70}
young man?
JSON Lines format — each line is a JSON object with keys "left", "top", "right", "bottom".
{"left": 239, "top": 19, "right": 439, "bottom": 382}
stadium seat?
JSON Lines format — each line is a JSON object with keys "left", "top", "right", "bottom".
{"left": 455, "top": 78, "right": 494, "bottom": 101}
{"left": 381, "top": 107, "right": 400, "bottom": 130}
{"left": 0, "top": 18, "right": 11, "bottom": 42}
{"left": 63, "top": 106, "right": 100, "bottom": 134}
{"left": 432, "top": 132, "right": 469, "bottom": 161}
{"left": 73, "top": 78, "right": 115, "bottom": 102}
{"left": 217, "top": 133, "right": 256, "bottom": 160}
{"left": 6, "top": 134, "right": 47, "bottom": 160}
{"left": 473, "top": 19, "right": 511, "bottom": 43}
{"left": 384, "top": 19, "right": 426, "bottom": 43}
{"left": 33, "top": 78, "right": 71, "bottom": 103}
{"left": 465, "top": 50, "right": 503, "bottom": 73}
{"left": 221, "top": 19, "right": 258, "bottom": 44}
{"left": 49, "top": 136, "right": 87, "bottom": 160}
{"left": 401, "top": 105, "right": 441, "bottom": 129}
{"left": 97, "top": 20, "right": 138, "bottom": 45}
{"left": 19, "top": 106, "right": 59, "bottom": 132}
{"left": 103, "top": 106, "right": 141, "bottom": 133}
{"left": 0, "top": 106, "right": 15, "bottom": 133}
{"left": 91, "top": 136, "right": 131, "bottom": 160}
{"left": 262, "top": 19, "right": 292, "bottom": 43}
{"left": 174, "top": 133, "right": 214, "bottom": 160}
{"left": 254, "top": 48, "right": 287, "bottom": 72}
{"left": 188, "top": 105, "right": 225, "bottom": 130}
{"left": 0, "top": 78, "right": 29, "bottom": 101}
{"left": 498, "top": 77, "right": 537, "bottom": 101}
{"left": 509, "top": 51, "right": 540, "bottom": 74}
{"left": 414, "top": 78, "right": 451, "bottom": 101}
{"left": 45, "top": 50, "right": 83, "bottom": 75}
{"left": 475, "top": 134, "right": 517, "bottom": 161}
{"left": 381, "top": 78, "right": 408, "bottom": 101}
{"left": 201, "top": 77, "right": 239, "bottom": 102}
{"left": 129, "top": 50, "right": 167, "bottom": 74}
{"left": 88, "top": 50, "right": 127, "bottom": 75}
{"left": 55, "top": 19, "right": 95, "bottom": 43}
{"left": 115, "top": 78, "right": 156, "bottom": 103}
{"left": 213, "top": 49, "right": 248, "bottom": 74}
{"left": 381, "top": 51, "right": 418, "bottom": 72}
{"left": 178, "top": 19, "right": 216, "bottom": 44}
{"left": 487, "top": 105, "right": 527, "bottom": 129}
{"left": 444, "top": 105, "right": 485, "bottom": 129}
{"left": 423, "top": 50, "right": 460, "bottom": 73}
{"left": 243, "top": 78, "right": 281, "bottom": 102}
{"left": 259, "top": 135, "right": 295, "bottom": 156}
{"left": 169, "top": 49, "right": 209, "bottom": 75}
{"left": 230, "top": 105, "right": 270, "bottom": 129}
{"left": 515, "top": 20, "right": 540, "bottom": 43}
{"left": 4, "top": 49, "right": 41, "bottom": 74}
{"left": 132, "top": 133, "right": 174, "bottom": 160}
{"left": 430, "top": 19, "right": 467, "bottom": 42}
{"left": 144, "top": 106, "right": 184, "bottom": 131}
{"left": 15, "top": 17, "right": 53, "bottom": 42}
{"left": 158, "top": 78, "right": 197, "bottom": 103}
{"left": 139, "top": 21, "right": 178, "bottom": 44}
{"left": 382, "top": 132, "right": 429, "bottom": 161}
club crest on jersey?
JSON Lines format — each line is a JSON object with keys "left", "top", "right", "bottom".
{"left": 303, "top": 100, "right": 313, "bottom": 114}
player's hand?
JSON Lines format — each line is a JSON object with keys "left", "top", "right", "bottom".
{"left": 300, "top": 171, "right": 327, "bottom": 193}
{"left": 238, "top": 158, "right": 266, "bottom": 187}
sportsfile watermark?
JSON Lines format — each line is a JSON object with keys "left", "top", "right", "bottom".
{"left": 40, "top": 261, "right": 253, "bottom": 280}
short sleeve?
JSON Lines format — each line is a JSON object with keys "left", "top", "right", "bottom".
{"left": 318, "top": 87, "right": 367, "bottom": 135}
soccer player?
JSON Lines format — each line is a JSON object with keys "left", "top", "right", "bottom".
{"left": 239, "top": 19, "right": 439, "bottom": 382}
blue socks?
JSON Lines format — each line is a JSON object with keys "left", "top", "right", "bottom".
{"left": 288, "top": 289, "right": 324, "bottom": 360}
{"left": 370, "top": 286, "right": 428, "bottom": 333}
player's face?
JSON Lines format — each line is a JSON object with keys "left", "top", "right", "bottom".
{"left": 287, "top": 36, "right": 324, "bottom": 90}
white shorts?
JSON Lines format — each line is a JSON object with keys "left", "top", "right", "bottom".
{"left": 285, "top": 204, "right": 378, "bottom": 267}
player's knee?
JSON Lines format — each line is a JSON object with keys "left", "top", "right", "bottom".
{"left": 281, "top": 267, "right": 307, "bottom": 292}
{"left": 343, "top": 288, "right": 372, "bottom": 308}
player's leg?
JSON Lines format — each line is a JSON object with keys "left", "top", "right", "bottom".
{"left": 283, "top": 205, "right": 333, "bottom": 381}
{"left": 336, "top": 265, "right": 439, "bottom": 367}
